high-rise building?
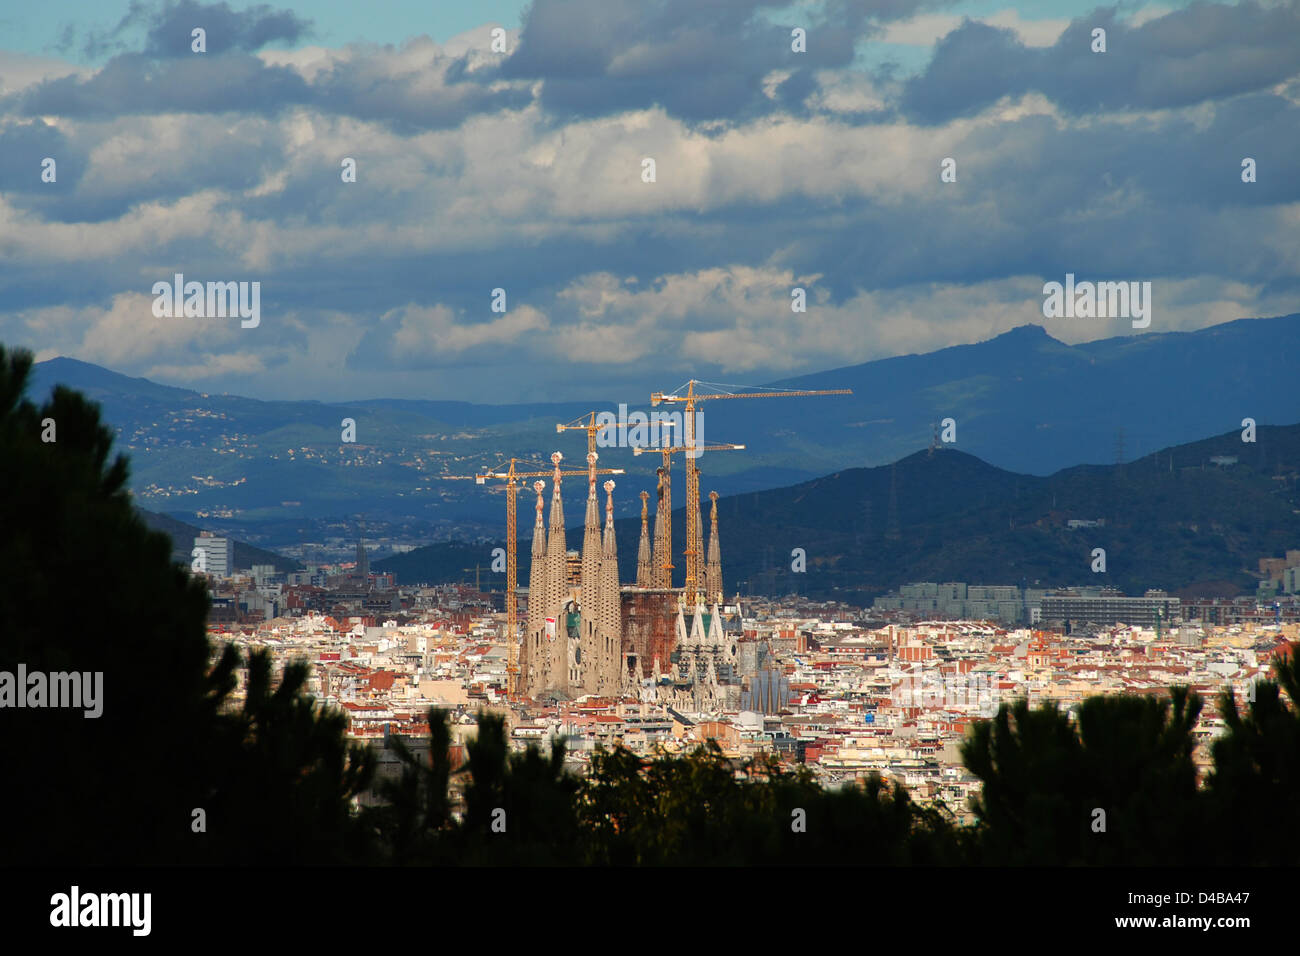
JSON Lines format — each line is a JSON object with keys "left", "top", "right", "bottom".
{"left": 355, "top": 536, "right": 369, "bottom": 579}
{"left": 192, "top": 533, "right": 233, "bottom": 577}
{"left": 1040, "top": 590, "right": 1181, "bottom": 628}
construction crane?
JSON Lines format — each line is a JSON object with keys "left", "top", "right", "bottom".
{"left": 556, "top": 409, "right": 672, "bottom": 457}
{"left": 632, "top": 438, "right": 745, "bottom": 591}
{"left": 461, "top": 565, "right": 485, "bottom": 592}
{"left": 443, "top": 454, "right": 624, "bottom": 697}
{"left": 561, "top": 412, "right": 686, "bottom": 589}
{"left": 649, "top": 380, "right": 852, "bottom": 604}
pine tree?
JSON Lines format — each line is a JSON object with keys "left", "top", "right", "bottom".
{"left": 0, "top": 345, "right": 373, "bottom": 864}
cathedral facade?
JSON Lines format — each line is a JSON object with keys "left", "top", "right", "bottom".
{"left": 521, "top": 454, "right": 623, "bottom": 699}
{"left": 520, "top": 450, "right": 734, "bottom": 706}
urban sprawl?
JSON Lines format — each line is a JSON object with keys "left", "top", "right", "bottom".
{"left": 191, "top": 517, "right": 1300, "bottom": 822}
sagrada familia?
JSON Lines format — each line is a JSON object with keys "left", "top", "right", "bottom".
{"left": 520, "top": 452, "right": 737, "bottom": 706}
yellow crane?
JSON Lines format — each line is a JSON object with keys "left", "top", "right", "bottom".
{"left": 649, "top": 380, "right": 852, "bottom": 604}
{"left": 559, "top": 411, "right": 699, "bottom": 590}
{"left": 632, "top": 439, "right": 745, "bottom": 590}
{"left": 556, "top": 410, "right": 668, "bottom": 457}
{"left": 556, "top": 411, "right": 607, "bottom": 457}
{"left": 444, "top": 454, "right": 624, "bottom": 696}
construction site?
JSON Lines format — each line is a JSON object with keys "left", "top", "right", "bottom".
{"left": 446, "top": 380, "right": 851, "bottom": 707}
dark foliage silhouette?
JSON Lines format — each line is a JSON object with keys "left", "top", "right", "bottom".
{"left": 0, "top": 345, "right": 371, "bottom": 864}
{"left": 1205, "top": 647, "right": 1300, "bottom": 865}
{"left": 961, "top": 689, "right": 1204, "bottom": 865}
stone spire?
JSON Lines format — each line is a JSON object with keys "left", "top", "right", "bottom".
{"left": 636, "top": 490, "right": 652, "bottom": 587}
{"left": 652, "top": 465, "right": 671, "bottom": 589}
{"left": 706, "top": 490, "right": 722, "bottom": 607}
{"left": 689, "top": 463, "right": 704, "bottom": 605}
{"left": 544, "top": 452, "right": 568, "bottom": 658}
{"left": 581, "top": 451, "right": 602, "bottom": 612}
{"left": 525, "top": 480, "right": 547, "bottom": 692}
{"left": 600, "top": 479, "right": 621, "bottom": 689}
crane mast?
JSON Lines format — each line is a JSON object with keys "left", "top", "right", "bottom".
{"left": 650, "top": 380, "right": 852, "bottom": 605}
{"left": 556, "top": 410, "right": 651, "bottom": 458}
{"left": 634, "top": 438, "right": 745, "bottom": 594}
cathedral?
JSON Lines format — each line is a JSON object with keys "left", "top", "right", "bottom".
{"left": 520, "top": 451, "right": 736, "bottom": 704}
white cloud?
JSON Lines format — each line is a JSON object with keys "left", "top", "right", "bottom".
{"left": 15, "top": 291, "right": 245, "bottom": 368}
{"left": 880, "top": 10, "right": 1070, "bottom": 49}
{"left": 0, "top": 191, "right": 225, "bottom": 264}
{"left": 386, "top": 303, "right": 549, "bottom": 360}
{"left": 0, "top": 51, "right": 88, "bottom": 95}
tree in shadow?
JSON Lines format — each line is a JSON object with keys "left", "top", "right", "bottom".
{"left": 961, "top": 688, "right": 1203, "bottom": 865}
{"left": 375, "top": 715, "right": 962, "bottom": 865}
{"left": 374, "top": 708, "right": 581, "bottom": 865}
{"left": 0, "top": 344, "right": 374, "bottom": 865}
{"left": 579, "top": 741, "right": 961, "bottom": 865}
{"left": 1204, "top": 644, "right": 1300, "bottom": 864}
{"left": 197, "top": 647, "right": 375, "bottom": 864}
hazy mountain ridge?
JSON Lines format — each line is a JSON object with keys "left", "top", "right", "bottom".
{"left": 28, "top": 314, "right": 1300, "bottom": 538}
{"left": 377, "top": 422, "right": 1300, "bottom": 603}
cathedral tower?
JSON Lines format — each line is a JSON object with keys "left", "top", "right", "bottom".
{"left": 706, "top": 490, "right": 722, "bottom": 607}
{"left": 598, "top": 479, "right": 621, "bottom": 692}
{"left": 524, "top": 480, "right": 549, "bottom": 695}
{"left": 636, "top": 490, "right": 652, "bottom": 588}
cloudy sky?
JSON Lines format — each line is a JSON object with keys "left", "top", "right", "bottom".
{"left": 1, "top": 0, "right": 1297, "bottom": 402}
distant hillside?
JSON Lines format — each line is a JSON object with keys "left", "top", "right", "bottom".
{"left": 27, "top": 314, "right": 1300, "bottom": 536}
{"left": 761, "top": 313, "right": 1300, "bottom": 476}
{"left": 377, "top": 423, "right": 1300, "bottom": 603}
{"left": 137, "top": 509, "right": 301, "bottom": 573}
{"left": 373, "top": 540, "right": 512, "bottom": 587}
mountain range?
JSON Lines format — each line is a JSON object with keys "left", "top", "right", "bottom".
{"left": 377, "top": 422, "right": 1300, "bottom": 603}
{"left": 22, "top": 313, "right": 1300, "bottom": 559}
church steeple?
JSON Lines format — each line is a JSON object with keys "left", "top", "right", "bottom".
{"left": 706, "top": 490, "right": 722, "bottom": 607}
{"left": 525, "top": 480, "right": 548, "bottom": 693}
{"left": 652, "top": 465, "right": 672, "bottom": 588}
{"left": 688, "top": 463, "right": 704, "bottom": 605}
{"left": 636, "top": 490, "right": 652, "bottom": 587}
{"left": 544, "top": 452, "right": 568, "bottom": 643}
{"left": 581, "top": 451, "right": 602, "bottom": 611}
{"left": 600, "top": 479, "right": 621, "bottom": 690}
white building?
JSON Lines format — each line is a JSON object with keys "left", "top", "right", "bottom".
{"left": 193, "top": 534, "right": 233, "bottom": 577}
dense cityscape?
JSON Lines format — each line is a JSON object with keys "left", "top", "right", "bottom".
{"left": 193, "top": 519, "right": 1300, "bottom": 822}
